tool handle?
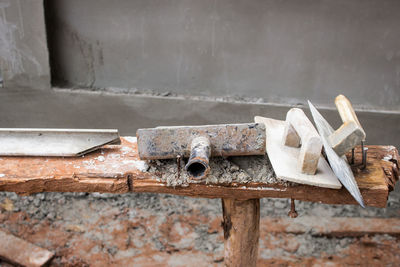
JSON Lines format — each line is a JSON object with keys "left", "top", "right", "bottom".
{"left": 329, "top": 95, "right": 366, "bottom": 156}
{"left": 285, "top": 108, "right": 320, "bottom": 143}
{"left": 284, "top": 108, "right": 322, "bottom": 175}
{"left": 335, "top": 95, "right": 363, "bottom": 131}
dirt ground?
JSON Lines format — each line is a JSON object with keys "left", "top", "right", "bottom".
{"left": 0, "top": 188, "right": 399, "bottom": 266}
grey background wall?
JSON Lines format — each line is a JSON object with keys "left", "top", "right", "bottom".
{"left": 0, "top": 0, "right": 50, "bottom": 89}
{"left": 0, "top": 0, "right": 398, "bottom": 147}
{"left": 45, "top": 0, "right": 400, "bottom": 111}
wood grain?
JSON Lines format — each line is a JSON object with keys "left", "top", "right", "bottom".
{"left": 0, "top": 137, "right": 398, "bottom": 207}
{"left": 222, "top": 198, "right": 260, "bottom": 267}
{"left": 262, "top": 217, "right": 400, "bottom": 237}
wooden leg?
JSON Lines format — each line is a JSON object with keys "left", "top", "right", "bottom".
{"left": 221, "top": 198, "right": 260, "bottom": 267}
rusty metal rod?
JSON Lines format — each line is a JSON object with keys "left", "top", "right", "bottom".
{"left": 288, "top": 198, "right": 298, "bottom": 218}
{"left": 361, "top": 141, "right": 368, "bottom": 170}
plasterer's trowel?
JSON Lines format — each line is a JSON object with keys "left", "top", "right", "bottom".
{"left": 308, "top": 96, "right": 365, "bottom": 207}
{"left": 136, "top": 123, "right": 266, "bottom": 180}
{"left": 255, "top": 110, "right": 342, "bottom": 189}
{"left": 0, "top": 128, "right": 120, "bottom": 157}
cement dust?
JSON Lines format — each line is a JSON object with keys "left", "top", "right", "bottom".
{"left": 147, "top": 154, "right": 286, "bottom": 187}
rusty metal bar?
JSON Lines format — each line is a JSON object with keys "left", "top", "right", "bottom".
{"left": 136, "top": 123, "right": 266, "bottom": 160}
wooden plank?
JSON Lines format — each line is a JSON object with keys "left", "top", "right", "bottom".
{"left": 255, "top": 117, "right": 342, "bottom": 189}
{"left": 0, "top": 137, "right": 398, "bottom": 207}
{"left": 0, "top": 230, "right": 54, "bottom": 267}
{"left": 262, "top": 217, "right": 400, "bottom": 237}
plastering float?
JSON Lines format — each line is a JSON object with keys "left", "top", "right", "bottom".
{"left": 255, "top": 114, "right": 341, "bottom": 189}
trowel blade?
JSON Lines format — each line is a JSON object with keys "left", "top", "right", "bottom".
{"left": 308, "top": 101, "right": 365, "bottom": 208}
{"left": 0, "top": 128, "right": 120, "bottom": 157}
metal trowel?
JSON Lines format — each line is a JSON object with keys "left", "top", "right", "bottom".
{"left": 308, "top": 96, "right": 365, "bottom": 207}
{"left": 0, "top": 128, "right": 121, "bottom": 157}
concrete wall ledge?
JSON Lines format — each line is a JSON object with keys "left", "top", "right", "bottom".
{"left": 0, "top": 86, "right": 399, "bottom": 149}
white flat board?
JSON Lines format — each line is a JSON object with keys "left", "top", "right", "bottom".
{"left": 254, "top": 117, "right": 342, "bottom": 189}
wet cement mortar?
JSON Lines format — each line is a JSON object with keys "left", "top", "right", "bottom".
{"left": 0, "top": 154, "right": 399, "bottom": 265}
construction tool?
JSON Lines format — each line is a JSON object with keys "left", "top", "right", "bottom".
{"left": 308, "top": 101, "right": 365, "bottom": 207}
{"left": 136, "top": 123, "right": 266, "bottom": 180}
{"left": 0, "top": 128, "right": 120, "bottom": 157}
{"left": 282, "top": 108, "right": 322, "bottom": 175}
{"left": 329, "top": 95, "right": 366, "bottom": 156}
{"left": 255, "top": 114, "right": 341, "bottom": 189}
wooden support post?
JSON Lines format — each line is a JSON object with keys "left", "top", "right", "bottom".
{"left": 222, "top": 198, "right": 260, "bottom": 267}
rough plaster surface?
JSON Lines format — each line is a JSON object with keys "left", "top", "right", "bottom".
{"left": 46, "top": 0, "right": 400, "bottom": 111}
{"left": 0, "top": 0, "right": 50, "bottom": 89}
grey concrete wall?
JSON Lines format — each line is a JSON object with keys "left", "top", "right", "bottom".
{"left": 46, "top": 0, "right": 400, "bottom": 111}
{"left": 0, "top": 0, "right": 50, "bottom": 89}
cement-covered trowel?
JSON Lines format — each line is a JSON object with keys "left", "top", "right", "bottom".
{"left": 255, "top": 110, "right": 341, "bottom": 189}
{"left": 308, "top": 95, "right": 366, "bottom": 207}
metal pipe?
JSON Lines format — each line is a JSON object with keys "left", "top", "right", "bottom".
{"left": 185, "top": 136, "right": 211, "bottom": 180}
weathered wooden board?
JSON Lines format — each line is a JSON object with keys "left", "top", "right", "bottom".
{"left": 262, "top": 217, "right": 400, "bottom": 237}
{"left": 255, "top": 117, "right": 341, "bottom": 189}
{"left": 0, "top": 230, "right": 54, "bottom": 267}
{"left": 0, "top": 137, "right": 398, "bottom": 208}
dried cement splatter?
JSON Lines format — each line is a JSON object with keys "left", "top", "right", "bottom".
{"left": 130, "top": 160, "right": 149, "bottom": 172}
{"left": 147, "top": 154, "right": 287, "bottom": 187}
{"left": 230, "top": 154, "right": 275, "bottom": 183}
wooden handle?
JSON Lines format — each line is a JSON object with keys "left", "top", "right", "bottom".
{"left": 335, "top": 95, "right": 363, "bottom": 130}
{"left": 329, "top": 95, "right": 366, "bottom": 156}
{"left": 283, "top": 108, "right": 322, "bottom": 175}
{"left": 285, "top": 108, "right": 320, "bottom": 143}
